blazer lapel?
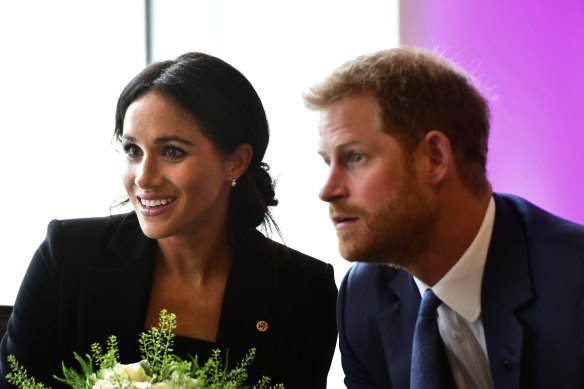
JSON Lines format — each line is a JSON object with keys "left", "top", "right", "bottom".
{"left": 217, "top": 231, "right": 271, "bottom": 346}
{"left": 215, "top": 231, "right": 276, "bottom": 373}
{"left": 378, "top": 270, "right": 420, "bottom": 389}
{"left": 77, "top": 213, "right": 156, "bottom": 360}
{"left": 481, "top": 194, "right": 534, "bottom": 389}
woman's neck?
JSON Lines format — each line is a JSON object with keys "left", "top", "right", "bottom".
{"left": 155, "top": 227, "right": 233, "bottom": 284}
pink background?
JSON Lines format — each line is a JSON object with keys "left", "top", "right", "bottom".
{"left": 400, "top": 0, "right": 584, "bottom": 224}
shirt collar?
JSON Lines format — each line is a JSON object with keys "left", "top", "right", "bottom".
{"left": 414, "top": 196, "right": 495, "bottom": 322}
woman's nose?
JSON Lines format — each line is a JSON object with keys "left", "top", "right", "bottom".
{"left": 134, "top": 157, "right": 164, "bottom": 189}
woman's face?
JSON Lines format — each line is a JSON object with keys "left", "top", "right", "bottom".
{"left": 121, "top": 91, "right": 234, "bottom": 240}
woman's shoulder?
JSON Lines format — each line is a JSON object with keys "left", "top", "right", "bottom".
{"left": 268, "top": 239, "right": 329, "bottom": 270}
{"left": 40, "top": 212, "right": 149, "bottom": 263}
{"left": 49, "top": 212, "right": 136, "bottom": 229}
{"left": 32, "top": 212, "right": 154, "bottom": 277}
{"left": 250, "top": 232, "right": 330, "bottom": 272}
{"left": 245, "top": 232, "right": 336, "bottom": 293}
{"left": 46, "top": 212, "right": 139, "bottom": 240}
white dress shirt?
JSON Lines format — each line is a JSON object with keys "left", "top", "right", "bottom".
{"left": 414, "top": 197, "right": 495, "bottom": 389}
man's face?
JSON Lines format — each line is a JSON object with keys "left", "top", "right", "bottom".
{"left": 317, "top": 94, "right": 436, "bottom": 265}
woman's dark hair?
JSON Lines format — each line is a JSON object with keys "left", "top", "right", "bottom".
{"left": 114, "top": 52, "right": 278, "bottom": 235}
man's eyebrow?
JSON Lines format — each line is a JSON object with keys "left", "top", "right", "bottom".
{"left": 121, "top": 135, "right": 194, "bottom": 146}
{"left": 323, "top": 140, "right": 364, "bottom": 154}
{"left": 336, "top": 140, "right": 362, "bottom": 149}
{"left": 318, "top": 140, "right": 364, "bottom": 159}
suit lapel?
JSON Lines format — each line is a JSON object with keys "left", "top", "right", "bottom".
{"left": 218, "top": 231, "right": 271, "bottom": 344}
{"left": 215, "top": 231, "right": 276, "bottom": 371}
{"left": 78, "top": 213, "right": 156, "bottom": 360}
{"left": 375, "top": 194, "right": 534, "bottom": 389}
{"left": 378, "top": 270, "right": 420, "bottom": 389}
{"left": 481, "top": 194, "right": 533, "bottom": 389}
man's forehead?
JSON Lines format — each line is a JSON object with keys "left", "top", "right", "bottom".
{"left": 319, "top": 95, "right": 378, "bottom": 122}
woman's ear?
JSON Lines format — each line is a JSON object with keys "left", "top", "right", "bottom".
{"left": 421, "top": 130, "right": 452, "bottom": 185}
{"left": 227, "top": 143, "right": 253, "bottom": 180}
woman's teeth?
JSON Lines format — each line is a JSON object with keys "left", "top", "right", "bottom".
{"left": 140, "top": 198, "right": 175, "bottom": 208}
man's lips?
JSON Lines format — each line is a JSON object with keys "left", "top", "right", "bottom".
{"left": 333, "top": 216, "right": 358, "bottom": 223}
{"left": 332, "top": 216, "right": 359, "bottom": 229}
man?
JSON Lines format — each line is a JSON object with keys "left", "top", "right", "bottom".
{"left": 304, "top": 47, "right": 584, "bottom": 388}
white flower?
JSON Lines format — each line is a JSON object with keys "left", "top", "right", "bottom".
{"left": 132, "top": 382, "right": 153, "bottom": 389}
{"left": 149, "top": 382, "right": 174, "bottom": 389}
{"left": 93, "top": 362, "right": 151, "bottom": 389}
{"left": 93, "top": 378, "right": 116, "bottom": 389}
{"left": 115, "top": 362, "right": 150, "bottom": 382}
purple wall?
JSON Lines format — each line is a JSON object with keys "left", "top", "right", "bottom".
{"left": 400, "top": 0, "right": 584, "bottom": 224}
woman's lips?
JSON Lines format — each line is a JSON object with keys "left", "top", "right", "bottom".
{"left": 140, "top": 197, "right": 175, "bottom": 207}
{"left": 136, "top": 195, "right": 177, "bottom": 216}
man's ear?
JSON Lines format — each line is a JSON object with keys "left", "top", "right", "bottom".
{"left": 227, "top": 143, "right": 253, "bottom": 180}
{"left": 421, "top": 130, "right": 452, "bottom": 185}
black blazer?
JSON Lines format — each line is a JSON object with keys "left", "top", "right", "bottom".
{"left": 0, "top": 213, "right": 337, "bottom": 389}
{"left": 0, "top": 307, "right": 11, "bottom": 341}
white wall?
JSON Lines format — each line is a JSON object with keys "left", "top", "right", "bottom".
{"left": 0, "top": 1, "right": 399, "bottom": 386}
{"left": 0, "top": 0, "right": 145, "bottom": 304}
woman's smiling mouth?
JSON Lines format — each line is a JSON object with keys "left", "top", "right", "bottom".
{"left": 136, "top": 196, "right": 178, "bottom": 216}
{"left": 140, "top": 197, "right": 176, "bottom": 208}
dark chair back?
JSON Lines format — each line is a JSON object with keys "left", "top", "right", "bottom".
{"left": 0, "top": 305, "right": 13, "bottom": 339}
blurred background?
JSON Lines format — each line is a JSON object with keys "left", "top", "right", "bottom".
{"left": 1, "top": 1, "right": 583, "bottom": 386}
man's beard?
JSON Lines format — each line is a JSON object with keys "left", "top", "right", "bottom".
{"left": 334, "top": 174, "right": 437, "bottom": 267}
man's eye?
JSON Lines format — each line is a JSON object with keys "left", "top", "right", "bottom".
{"left": 352, "top": 153, "right": 364, "bottom": 164}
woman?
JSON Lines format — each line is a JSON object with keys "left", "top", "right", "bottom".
{"left": 0, "top": 53, "right": 337, "bottom": 388}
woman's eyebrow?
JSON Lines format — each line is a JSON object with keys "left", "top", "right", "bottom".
{"left": 121, "top": 135, "right": 137, "bottom": 142}
{"left": 121, "top": 135, "right": 194, "bottom": 146}
{"left": 153, "top": 136, "right": 194, "bottom": 146}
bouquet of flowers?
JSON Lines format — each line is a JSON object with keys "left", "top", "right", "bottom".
{"left": 6, "top": 310, "right": 283, "bottom": 389}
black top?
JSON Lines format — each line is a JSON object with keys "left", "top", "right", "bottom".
{"left": 0, "top": 213, "right": 337, "bottom": 389}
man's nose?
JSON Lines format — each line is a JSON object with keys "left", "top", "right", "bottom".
{"left": 319, "top": 166, "right": 348, "bottom": 203}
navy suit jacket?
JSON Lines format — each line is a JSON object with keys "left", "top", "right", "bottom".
{"left": 338, "top": 193, "right": 584, "bottom": 388}
{"left": 0, "top": 213, "right": 337, "bottom": 389}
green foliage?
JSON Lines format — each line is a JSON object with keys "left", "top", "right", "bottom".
{"left": 104, "top": 335, "right": 120, "bottom": 370}
{"left": 253, "top": 377, "right": 285, "bottom": 389}
{"left": 7, "top": 310, "right": 284, "bottom": 389}
{"left": 138, "top": 309, "right": 177, "bottom": 382}
{"left": 90, "top": 343, "right": 103, "bottom": 368}
{"left": 53, "top": 333, "right": 123, "bottom": 388}
{"left": 5, "top": 355, "right": 49, "bottom": 389}
{"left": 184, "top": 348, "right": 283, "bottom": 389}
{"left": 56, "top": 352, "right": 95, "bottom": 389}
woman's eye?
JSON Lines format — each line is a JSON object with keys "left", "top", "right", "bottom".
{"left": 123, "top": 144, "right": 142, "bottom": 158}
{"left": 162, "top": 146, "right": 186, "bottom": 159}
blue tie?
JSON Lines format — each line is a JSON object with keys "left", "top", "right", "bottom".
{"left": 410, "top": 289, "right": 452, "bottom": 389}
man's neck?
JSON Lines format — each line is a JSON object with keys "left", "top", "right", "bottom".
{"left": 408, "top": 188, "right": 492, "bottom": 286}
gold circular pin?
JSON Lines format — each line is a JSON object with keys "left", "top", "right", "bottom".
{"left": 256, "top": 320, "right": 268, "bottom": 332}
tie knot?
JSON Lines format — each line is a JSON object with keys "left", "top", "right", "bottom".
{"left": 419, "top": 289, "right": 441, "bottom": 317}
